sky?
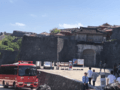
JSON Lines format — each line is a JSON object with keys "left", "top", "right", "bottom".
{"left": 0, "top": 0, "right": 120, "bottom": 33}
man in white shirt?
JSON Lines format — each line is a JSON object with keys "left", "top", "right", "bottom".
{"left": 117, "top": 77, "right": 120, "bottom": 83}
{"left": 87, "top": 67, "right": 93, "bottom": 85}
{"left": 107, "top": 71, "right": 116, "bottom": 85}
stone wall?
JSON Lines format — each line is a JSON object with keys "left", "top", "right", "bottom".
{"left": 0, "top": 50, "right": 18, "bottom": 65}
{"left": 75, "top": 34, "right": 86, "bottom": 41}
{"left": 37, "top": 71, "right": 103, "bottom": 90}
{"left": 101, "top": 27, "right": 120, "bottom": 68}
{"left": 111, "top": 27, "right": 120, "bottom": 40}
{"left": 19, "top": 36, "right": 57, "bottom": 64}
{"left": 58, "top": 37, "right": 77, "bottom": 62}
{"left": 38, "top": 71, "right": 84, "bottom": 90}
{"left": 19, "top": 36, "right": 77, "bottom": 64}
{"left": 12, "top": 31, "right": 35, "bottom": 37}
{"left": 0, "top": 35, "right": 103, "bottom": 67}
{"left": 102, "top": 40, "right": 120, "bottom": 68}
{"left": 75, "top": 34, "right": 104, "bottom": 43}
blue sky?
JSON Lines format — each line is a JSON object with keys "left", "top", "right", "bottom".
{"left": 0, "top": 0, "right": 120, "bottom": 33}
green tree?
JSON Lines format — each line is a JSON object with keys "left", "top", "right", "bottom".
{"left": 0, "top": 36, "right": 22, "bottom": 51}
{"left": 16, "top": 38, "right": 22, "bottom": 47}
{"left": 51, "top": 28, "right": 61, "bottom": 34}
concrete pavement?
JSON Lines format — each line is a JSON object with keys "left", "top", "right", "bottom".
{"left": 39, "top": 67, "right": 111, "bottom": 86}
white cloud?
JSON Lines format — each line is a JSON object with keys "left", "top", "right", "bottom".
{"left": 59, "top": 23, "right": 83, "bottom": 28}
{"left": 30, "top": 14, "right": 37, "bottom": 17}
{"left": 10, "top": 22, "right": 26, "bottom": 26}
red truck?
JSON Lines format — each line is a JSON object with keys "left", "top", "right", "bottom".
{"left": 0, "top": 61, "right": 39, "bottom": 90}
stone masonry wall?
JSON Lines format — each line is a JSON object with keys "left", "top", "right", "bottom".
{"left": 19, "top": 36, "right": 77, "bottom": 64}
{"left": 111, "top": 27, "right": 120, "bottom": 40}
{"left": 58, "top": 37, "right": 77, "bottom": 62}
{"left": 0, "top": 50, "right": 18, "bottom": 65}
{"left": 101, "top": 27, "right": 120, "bottom": 68}
{"left": 38, "top": 71, "right": 83, "bottom": 90}
{"left": 102, "top": 40, "right": 120, "bottom": 68}
{"left": 19, "top": 36, "right": 57, "bottom": 64}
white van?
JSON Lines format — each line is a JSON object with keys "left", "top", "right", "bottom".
{"left": 43, "top": 61, "right": 54, "bottom": 69}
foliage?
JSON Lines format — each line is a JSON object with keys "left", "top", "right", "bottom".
{"left": 107, "top": 39, "right": 117, "bottom": 42}
{"left": 16, "top": 38, "right": 22, "bottom": 47}
{"left": 0, "top": 35, "right": 22, "bottom": 51}
{"left": 51, "top": 28, "right": 61, "bottom": 34}
{"left": 0, "top": 41, "right": 2, "bottom": 45}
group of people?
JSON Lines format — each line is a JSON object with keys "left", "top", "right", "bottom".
{"left": 82, "top": 67, "right": 98, "bottom": 90}
{"left": 99, "top": 61, "right": 120, "bottom": 77}
{"left": 82, "top": 66, "right": 120, "bottom": 90}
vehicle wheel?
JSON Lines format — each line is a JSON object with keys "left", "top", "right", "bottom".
{"left": 3, "top": 81, "right": 8, "bottom": 88}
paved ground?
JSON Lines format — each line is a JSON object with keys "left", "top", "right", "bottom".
{"left": 40, "top": 67, "right": 111, "bottom": 86}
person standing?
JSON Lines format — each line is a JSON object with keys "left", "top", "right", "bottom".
{"left": 82, "top": 72, "right": 89, "bottom": 90}
{"left": 92, "top": 70, "right": 98, "bottom": 86}
{"left": 103, "top": 62, "right": 106, "bottom": 72}
{"left": 99, "top": 61, "right": 102, "bottom": 72}
{"left": 116, "top": 77, "right": 120, "bottom": 83}
{"left": 117, "top": 63, "right": 120, "bottom": 77}
{"left": 107, "top": 71, "right": 116, "bottom": 85}
{"left": 113, "top": 63, "right": 118, "bottom": 76}
{"left": 69, "top": 61, "right": 72, "bottom": 70}
{"left": 87, "top": 67, "right": 93, "bottom": 85}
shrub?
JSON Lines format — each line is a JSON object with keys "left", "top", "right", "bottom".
{"left": 0, "top": 36, "right": 22, "bottom": 51}
{"left": 51, "top": 28, "right": 61, "bottom": 34}
{"left": 5, "top": 48, "right": 14, "bottom": 51}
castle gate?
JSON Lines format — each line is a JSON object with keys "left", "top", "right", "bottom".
{"left": 77, "top": 44, "right": 103, "bottom": 66}
{"left": 82, "top": 49, "right": 95, "bottom": 67}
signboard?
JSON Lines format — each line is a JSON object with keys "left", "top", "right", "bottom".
{"left": 60, "top": 62, "right": 69, "bottom": 67}
{"left": 73, "top": 59, "right": 77, "bottom": 65}
{"left": 77, "top": 59, "right": 84, "bottom": 65}
{"left": 73, "top": 59, "right": 84, "bottom": 67}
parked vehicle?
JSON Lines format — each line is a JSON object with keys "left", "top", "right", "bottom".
{"left": 0, "top": 61, "right": 39, "bottom": 90}
{"left": 43, "top": 61, "right": 54, "bottom": 69}
{"left": 36, "top": 61, "right": 41, "bottom": 69}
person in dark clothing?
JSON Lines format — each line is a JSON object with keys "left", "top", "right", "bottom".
{"left": 92, "top": 70, "right": 98, "bottom": 86}
{"left": 117, "top": 63, "right": 120, "bottom": 77}
{"left": 99, "top": 61, "right": 102, "bottom": 72}
{"left": 103, "top": 62, "right": 106, "bottom": 72}
{"left": 82, "top": 72, "right": 89, "bottom": 90}
{"left": 113, "top": 63, "right": 118, "bottom": 76}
